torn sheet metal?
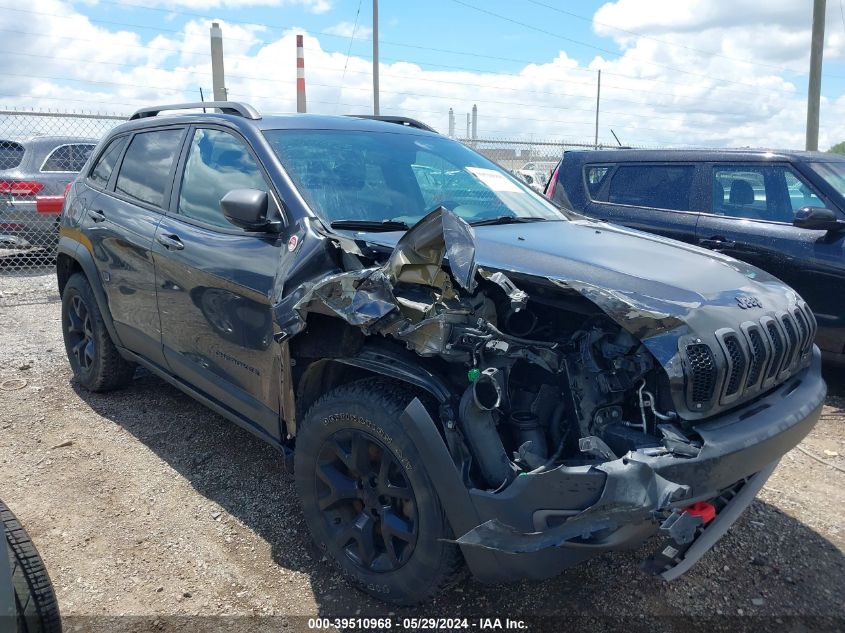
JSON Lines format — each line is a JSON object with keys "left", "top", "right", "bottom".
{"left": 384, "top": 206, "right": 477, "bottom": 294}
{"left": 455, "top": 457, "right": 689, "bottom": 554}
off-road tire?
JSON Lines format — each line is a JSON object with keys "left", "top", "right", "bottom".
{"left": 295, "top": 378, "right": 465, "bottom": 605}
{"left": 3, "top": 501, "right": 62, "bottom": 633}
{"left": 61, "top": 272, "right": 135, "bottom": 391}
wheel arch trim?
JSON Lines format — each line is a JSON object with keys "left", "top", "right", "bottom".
{"left": 56, "top": 236, "right": 123, "bottom": 348}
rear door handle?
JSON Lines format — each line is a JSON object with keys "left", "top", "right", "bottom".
{"left": 89, "top": 209, "right": 106, "bottom": 223}
{"left": 156, "top": 233, "right": 184, "bottom": 251}
{"left": 699, "top": 237, "right": 736, "bottom": 249}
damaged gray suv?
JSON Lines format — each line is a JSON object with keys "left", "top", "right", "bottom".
{"left": 56, "top": 102, "right": 826, "bottom": 605}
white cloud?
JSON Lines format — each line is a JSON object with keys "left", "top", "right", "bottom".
{"left": 2, "top": 0, "right": 844, "bottom": 150}
{"left": 324, "top": 21, "right": 372, "bottom": 40}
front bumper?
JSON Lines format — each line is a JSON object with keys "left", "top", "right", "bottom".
{"left": 406, "top": 347, "right": 826, "bottom": 584}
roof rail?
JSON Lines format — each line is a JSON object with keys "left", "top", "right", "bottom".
{"left": 347, "top": 115, "right": 437, "bottom": 133}
{"left": 129, "top": 102, "right": 261, "bottom": 121}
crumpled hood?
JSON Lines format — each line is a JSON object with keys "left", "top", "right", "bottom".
{"left": 357, "top": 217, "right": 802, "bottom": 365}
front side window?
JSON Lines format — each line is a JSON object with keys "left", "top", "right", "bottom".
{"left": 712, "top": 165, "right": 816, "bottom": 223}
{"left": 263, "top": 129, "right": 565, "bottom": 227}
{"left": 41, "top": 144, "right": 95, "bottom": 172}
{"left": 115, "top": 129, "right": 184, "bottom": 208}
{"left": 607, "top": 164, "right": 695, "bottom": 211}
{"left": 89, "top": 137, "right": 127, "bottom": 188}
{"left": 178, "top": 129, "right": 268, "bottom": 229}
{"left": 784, "top": 170, "right": 823, "bottom": 212}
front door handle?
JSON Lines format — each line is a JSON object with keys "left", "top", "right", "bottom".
{"left": 156, "top": 233, "right": 184, "bottom": 251}
{"left": 699, "top": 237, "right": 736, "bottom": 249}
{"left": 89, "top": 209, "right": 106, "bottom": 223}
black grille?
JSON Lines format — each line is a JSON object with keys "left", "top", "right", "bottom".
{"left": 686, "top": 343, "right": 717, "bottom": 405}
{"left": 684, "top": 308, "right": 812, "bottom": 412}
{"left": 781, "top": 315, "right": 798, "bottom": 368}
{"left": 746, "top": 328, "right": 765, "bottom": 387}
{"left": 792, "top": 308, "right": 809, "bottom": 352}
{"left": 803, "top": 303, "right": 818, "bottom": 348}
{"left": 723, "top": 334, "right": 746, "bottom": 396}
{"left": 766, "top": 321, "right": 785, "bottom": 379}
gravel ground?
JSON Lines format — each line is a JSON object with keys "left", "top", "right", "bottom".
{"left": 0, "top": 271, "right": 844, "bottom": 633}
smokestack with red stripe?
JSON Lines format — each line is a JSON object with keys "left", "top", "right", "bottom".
{"left": 296, "top": 34, "right": 307, "bottom": 113}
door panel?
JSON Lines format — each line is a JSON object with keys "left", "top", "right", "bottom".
{"left": 154, "top": 216, "right": 282, "bottom": 435}
{"left": 154, "top": 126, "right": 287, "bottom": 439}
{"left": 83, "top": 130, "right": 185, "bottom": 366}
{"left": 91, "top": 193, "right": 165, "bottom": 364}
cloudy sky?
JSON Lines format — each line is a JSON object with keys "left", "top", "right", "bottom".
{"left": 2, "top": 0, "right": 845, "bottom": 148}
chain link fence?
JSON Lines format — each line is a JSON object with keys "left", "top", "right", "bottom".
{"left": 0, "top": 108, "right": 632, "bottom": 305}
{"left": 457, "top": 136, "right": 631, "bottom": 192}
{"left": 0, "top": 109, "right": 126, "bottom": 275}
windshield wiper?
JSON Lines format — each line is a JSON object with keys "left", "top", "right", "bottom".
{"left": 330, "top": 219, "right": 410, "bottom": 232}
{"left": 469, "top": 215, "right": 548, "bottom": 227}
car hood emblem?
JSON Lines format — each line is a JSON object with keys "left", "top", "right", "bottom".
{"left": 736, "top": 294, "right": 763, "bottom": 309}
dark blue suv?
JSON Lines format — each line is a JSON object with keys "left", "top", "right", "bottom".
{"left": 546, "top": 149, "right": 845, "bottom": 364}
{"left": 57, "top": 105, "right": 826, "bottom": 604}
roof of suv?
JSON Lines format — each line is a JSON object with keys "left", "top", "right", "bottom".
{"left": 566, "top": 148, "right": 845, "bottom": 164}
{"left": 113, "top": 105, "right": 439, "bottom": 137}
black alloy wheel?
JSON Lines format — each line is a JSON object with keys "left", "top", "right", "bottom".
{"left": 65, "top": 293, "right": 95, "bottom": 371}
{"left": 315, "top": 429, "right": 418, "bottom": 573}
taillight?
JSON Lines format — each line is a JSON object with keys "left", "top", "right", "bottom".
{"left": 36, "top": 182, "right": 71, "bottom": 215}
{"left": 0, "top": 180, "right": 44, "bottom": 197}
{"left": 545, "top": 165, "right": 560, "bottom": 198}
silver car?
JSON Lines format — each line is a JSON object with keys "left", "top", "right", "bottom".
{"left": 0, "top": 136, "right": 97, "bottom": 252}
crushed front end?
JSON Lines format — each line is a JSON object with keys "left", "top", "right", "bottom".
{"left": 282, "top": 208, "right": 827, "bottom": 583}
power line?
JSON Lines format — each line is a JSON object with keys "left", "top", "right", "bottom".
{"left": 446, "top": 0, "right": 824, "bottom": 90}
{"left": 0, "top": 9, "right": 812, "bottom": 103}
{"left": 335, "top": 0, "right": 364, "bottom": 112}
{"left": 524, "top": 0, "right": 820, "bottom": 76}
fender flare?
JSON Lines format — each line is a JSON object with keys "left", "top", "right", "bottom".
{"left": 334, "top": 348, "right": 453, "bottom": 404}
{"left": 56, "top": 236, "right": 123, "bottom": 348}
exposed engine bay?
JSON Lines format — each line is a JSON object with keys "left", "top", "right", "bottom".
{"left": 283, "top": 207, "right": 704, "bottom": 491}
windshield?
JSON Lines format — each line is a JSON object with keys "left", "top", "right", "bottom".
{"left": 809, "top": 161, "right": 845, "bottom": 199}
{"left": 263, "top": 129, "right": 566, "bottom": 227}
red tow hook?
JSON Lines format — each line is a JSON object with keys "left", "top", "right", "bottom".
{"left": 685, "top": 501, "right": 717, "bottom": 525}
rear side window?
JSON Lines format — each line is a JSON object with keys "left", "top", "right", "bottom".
{"left": 584, "top": 166, "right": 610, "bottom": 197}
{"left": 0, "top": 140, "right": 24, "bottom": 170}
{"left": 178, "top": 128, "right": 268, "bottom": 229}
{"left": 115, "top": 129, "right": 184, "bottom": 208}
{"left": 607, "top": 164, "right": 695, "bottom": 211}
{"left": 89, "top": 137, "right": 128, "bottom": 188}
{"left": 41, "top": 144, "right": 95, "bottom": 172}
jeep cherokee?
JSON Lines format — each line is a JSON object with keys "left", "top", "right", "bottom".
{"left": 56, "top": 102, "right": 826, "bottom": 605}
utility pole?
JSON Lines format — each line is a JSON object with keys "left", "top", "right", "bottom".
{"left": 806, "top": 0, "right": 826, "bottom": 151}
{"left": 210, "top": 22, "right": 227, "bottom": 101}
{"left": 594, "top": 69, "right": 601, "bottom": 149}
{"left": 372, "top": 0, "right": 380, "bottom": 115}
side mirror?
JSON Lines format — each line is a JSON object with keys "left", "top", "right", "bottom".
{"left": 220, "top": 189, "right": 281, "bottom": 232}
{"left": 793, "top": 206, "right": 845, "bottom": 232}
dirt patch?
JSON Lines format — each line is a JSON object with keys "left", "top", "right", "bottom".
{"left": 1, "top": 273, "right": 844, "bottom": 631}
